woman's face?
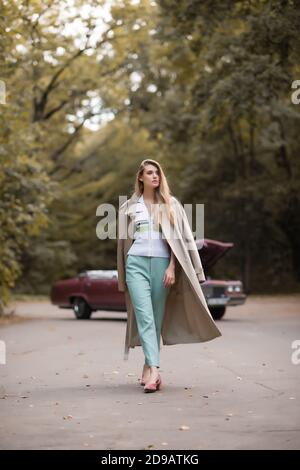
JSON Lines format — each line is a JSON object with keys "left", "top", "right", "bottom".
{"left": 139, "top": 164, "right": 160, "bottom": 190}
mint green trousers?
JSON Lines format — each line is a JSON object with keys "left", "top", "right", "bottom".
{"left": 125, "top": 255, "right": 171, "bottom": 367}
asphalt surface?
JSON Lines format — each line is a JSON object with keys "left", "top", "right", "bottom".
{"left": 0, "top": 295, "right": 299, "bottom": 450}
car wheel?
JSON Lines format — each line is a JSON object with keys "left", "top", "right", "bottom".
{"left": 210, "top": 306, "right": 226, "bottom": 320}
{"left": 73, "top": 297, "right": 92, "bottom": 319}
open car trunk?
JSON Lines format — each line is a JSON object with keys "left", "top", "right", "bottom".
{"left": 195, "top": 238, "right": 234, "bottom": 272}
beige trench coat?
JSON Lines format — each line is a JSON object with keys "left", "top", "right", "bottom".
{"left": 117, "top": 193, "right": 222, "bottom": 360}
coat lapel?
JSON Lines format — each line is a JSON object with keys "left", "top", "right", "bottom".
{"left": 124, "top": 193, "right": 140, "bottom": 217}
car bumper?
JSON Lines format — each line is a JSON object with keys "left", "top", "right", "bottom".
{"left": 227, "top": 295, "right": 247, "bottom": 306}
{"left": 206, "top": 297, "right": 229, "bottom": 307}
{"left": 206, "top": 295, "right": 246, "bottom": 307}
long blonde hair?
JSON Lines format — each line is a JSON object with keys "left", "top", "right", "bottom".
{"left": 132, "top": 159, "right": 176, "bottom": 227}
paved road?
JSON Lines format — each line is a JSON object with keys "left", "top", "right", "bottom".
{"left": 0, "top": 295, "right": 299, "bottom": 450}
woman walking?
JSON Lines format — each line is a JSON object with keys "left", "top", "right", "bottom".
{"left": 117, "top": 159, "right": 221, "bottom": 393}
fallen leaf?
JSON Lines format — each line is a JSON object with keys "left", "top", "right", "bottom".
{"left": 63, "top": 414, "right": 73, "bottom": 420}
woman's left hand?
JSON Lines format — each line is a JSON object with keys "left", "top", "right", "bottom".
{"left": 163, "top": 266, "right": 175, "bottom": 288}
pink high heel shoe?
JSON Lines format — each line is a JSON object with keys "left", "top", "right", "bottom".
{"left": 139, "top": 365, "right": 151, "bottom": 385}
{"left": 144, "top": 374, "right": 162, "bottom": 393}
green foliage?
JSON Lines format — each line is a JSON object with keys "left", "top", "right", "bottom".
{"left": 2, "top": 0, "right": 300, "bottom": 303}
{"left": 117, "top": 0, "right": 300, "bottom": 292}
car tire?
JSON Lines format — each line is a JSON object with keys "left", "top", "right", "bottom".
{"left": 210, "top": 306, "right": 226, "bottom": 320}
{"left": 73, "top": 297, "right": 92, "bottom": 320}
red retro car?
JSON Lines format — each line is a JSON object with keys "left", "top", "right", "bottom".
{"left": 50, "top": 238, "right": 246, "bottom": 320}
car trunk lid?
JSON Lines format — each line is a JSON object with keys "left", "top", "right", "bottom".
{"left": 195, "top": 238, "right": 234, "bottom": 271}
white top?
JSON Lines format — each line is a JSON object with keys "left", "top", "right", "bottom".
{"left": 127, "top": 194, "right": 171, "bottom": 258}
